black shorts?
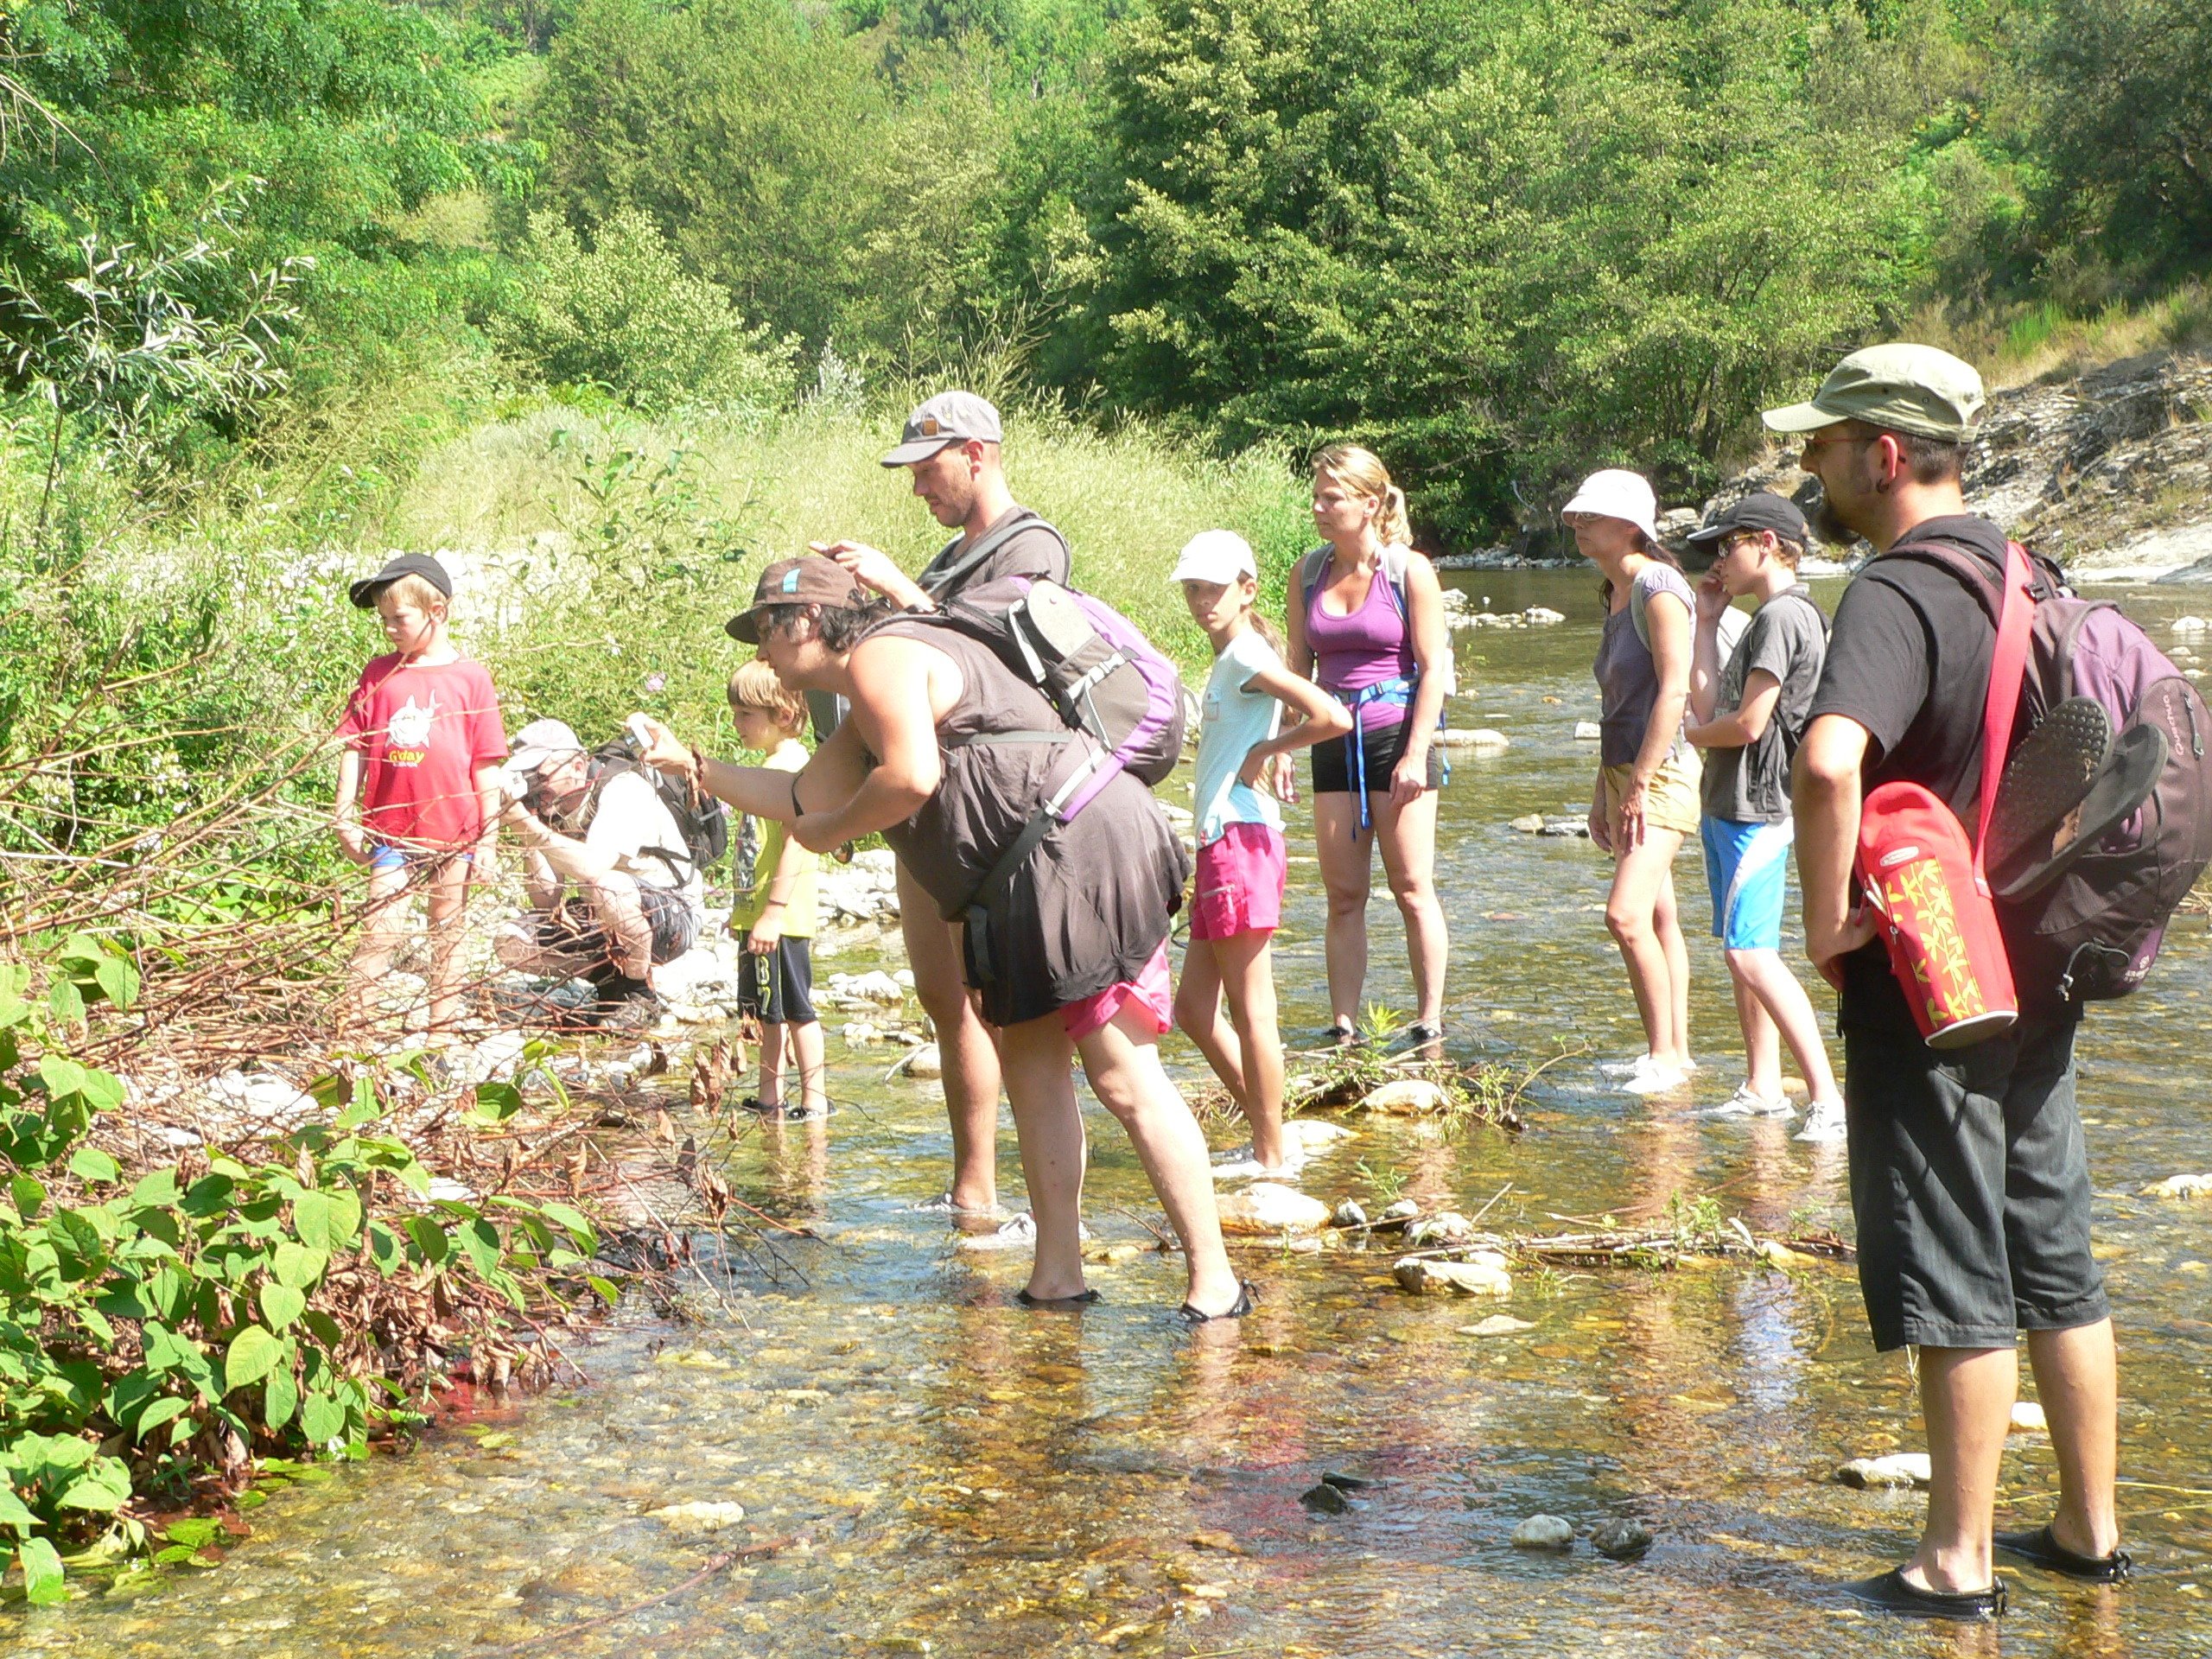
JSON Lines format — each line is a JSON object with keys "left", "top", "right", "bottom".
{"left": 1842, "top": 980, "right": 2107, "bottom": 1351}
{"left": 1309, "top": 718, "right": 1445, "bottom": 796}
{"left": 736, "top": 936, "right": 816, "bottom": 1027}
{"left": 531, "top": 884, "right": 698, "bottom": 968}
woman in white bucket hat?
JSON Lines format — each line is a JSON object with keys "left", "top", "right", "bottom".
{"left": 1567, "top": 469, "right": 1702, "bottom": 1095}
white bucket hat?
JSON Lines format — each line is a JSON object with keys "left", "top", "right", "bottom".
{"left": 1561, "top": 469, "right": 1662, "bottom": 545}
{"left": 1168, "top": 529, "right": 1258, "bottom": 586}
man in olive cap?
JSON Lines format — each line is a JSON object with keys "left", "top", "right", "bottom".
{"left": 1786, "top": 345, "right": 2127, "bottom": 1618}
{"left": 800, "top": 391, "right": 1072, "bottom": 1217}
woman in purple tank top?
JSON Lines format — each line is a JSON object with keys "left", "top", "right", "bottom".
{"left": 1285, "top": 444, "right": 1452, "bottom": 1051}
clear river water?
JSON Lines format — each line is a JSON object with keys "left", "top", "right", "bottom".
{"left": 10, "top": 569, "right": 2210, "bottom": 1657}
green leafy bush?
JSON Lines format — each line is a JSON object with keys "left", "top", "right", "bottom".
{"left": 0, "top": 944, "right": 606, "bottom": 1603}
{"left": 493, "top": 207, "right": 798, "bottom": 412}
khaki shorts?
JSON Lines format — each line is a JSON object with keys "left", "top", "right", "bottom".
{"left": 1601, "top": 753, "right": 1701, "bottom": 842}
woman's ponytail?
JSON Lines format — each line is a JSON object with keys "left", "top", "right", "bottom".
{"left": 1378, "top": 484, "right": 1413, "bottom": 550}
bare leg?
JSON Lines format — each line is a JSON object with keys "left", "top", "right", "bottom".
{"left": 2024, "top": 1319, "right": 2121, "bottom": 1559}
{"left": 1726, "top": 953, "right": 1783, "bottom": 1097}
{"left": 1212, "top": 930, "right": 1287, "bottom": 1169}
{"left": 997, "top": 1014, "right": 1090, "bottom": 1300}
{"left": 1728, "top": 946, "right": 1840, "bottom": 1101}
{"left": 1605, "top": 827, "right": 1688, "bottom": 1067}
{"left": 579, "top": 874, "right": 651, "bottom": 977}
{"left": 898, "top": 861, "right": 1001, "bottom": 1212}
{"left": 1906, "top": 1344, "right": 2017, "bottom": 1593}
{"left": 759, "top": 1020, "right": 788, "bottom": 1108}
{"left": 1312, "top": 792, "right": 1372, "bottom": 1030}
{"left": 1374, "top": 786, "right": 1447, "bottom": 1028}
{"left": 1173, "top": 936, "right": 1246, "bottom": 1107}
{"left": 1076, "top": 1005, "right": 1242, "bottom": 1313}
{"left": 1655, "top": 863, "right": 1691, "bottom": 1062}
{"left": 345, "top": 865, "right": 415, "bottom": 1030}
{"left": 423, "top": 857, "right": 474, "bottom": 1031}
{"left": 790, "top": 1018, "right": 829, "bottom": 1118}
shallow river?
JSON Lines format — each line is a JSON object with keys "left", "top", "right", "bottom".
{"left": 14, "top": 571, "right": 2212, "bottom": 1656}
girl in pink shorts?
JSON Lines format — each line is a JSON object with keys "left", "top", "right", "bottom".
{"left": 1167, "top": 531, "right": 1352, "bottom": 1176}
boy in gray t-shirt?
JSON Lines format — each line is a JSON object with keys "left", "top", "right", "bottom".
{"left": 1683, "top": 493, "right": 1845, "bottom": 1138}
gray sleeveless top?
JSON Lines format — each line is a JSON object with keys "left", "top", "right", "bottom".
{"left": 866, "top": 619, "right": 1188, "bottom": 1026}
{"left": 1593, "top": 563, "right": 1695, "bottom": 768}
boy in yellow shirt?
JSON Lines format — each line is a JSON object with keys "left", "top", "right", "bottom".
{"left": 726, "top": 661, "right": 827, "bottom": 1118}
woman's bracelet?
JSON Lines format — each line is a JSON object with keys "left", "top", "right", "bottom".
{"left": 789, "top": 773, "right": 804, "bottom": 821}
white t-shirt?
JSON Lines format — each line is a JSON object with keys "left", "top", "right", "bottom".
{"left": 585, "top": 771, "right": 704, "bottom": 909}
{"left": 1192, "top": 628, "right": 1285, "bottom": 844}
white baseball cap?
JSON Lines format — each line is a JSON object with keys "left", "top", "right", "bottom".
{"left": 1561, "top": 469, "right": 1662, "bottom": 545}
{"left": 506, "top": 717, "right": 584, "bottom": 779}
{"left": 1168, "top": 530, "right": 1258, "bottom": 586}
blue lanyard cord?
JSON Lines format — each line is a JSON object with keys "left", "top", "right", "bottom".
{"left": 1342, "top": 677, "right": 1414, "bottom": 834}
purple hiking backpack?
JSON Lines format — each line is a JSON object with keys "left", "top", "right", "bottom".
{"left": 1891, "top": 541, "right": 2212, "bottom": 1002}
{"left": 924, "top": 575, "right": 1188, "bottom": 962}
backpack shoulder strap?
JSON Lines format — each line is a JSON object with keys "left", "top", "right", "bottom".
{"left": 1377, "top": 542, "right": 1414, "bottom": 619}
{"left": 920, "top": 507, "right": 1069, "bottom": 600}
{"left": 1975, "top": 543, "right": 2037, "bottom": 880}
{"left": 1296, "top": 544, "right": 1333, "bottom": 614}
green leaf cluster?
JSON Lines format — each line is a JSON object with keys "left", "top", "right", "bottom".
{"left": 0, "top": 944, "right": 604, "bottom": 1603}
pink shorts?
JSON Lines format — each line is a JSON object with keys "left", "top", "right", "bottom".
{"left": 1190, "top": 822, "right": 1287, "bottom": 941}
{"left": 1061, "top": 941, "right": 1173, "bottom": 1041}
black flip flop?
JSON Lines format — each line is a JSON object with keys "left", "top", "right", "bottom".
{"left": 1986, "top": 696, "right": 2110, "bottom": 880}
{"left": 1177, "top": 1281, "right": 1257, "bottom": 1324}
{"left": 1014, "top": 1287, "right": 1101, "bottom": 1309}
{"left": 1840, "top": 1567, "right": 2007, "bottom": 1621}
{"left": 1995, "top": 1523, "right": 2133, "bottom": 1583}
{"left": 1994, "top": 723, "right": 2169, "bottom": 899}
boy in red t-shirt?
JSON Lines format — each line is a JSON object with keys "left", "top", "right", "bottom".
{"left": 334, "top": 554, "right": 507, "bottom": 1031}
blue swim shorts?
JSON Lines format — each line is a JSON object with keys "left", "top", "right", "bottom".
{"left": 1700, "top": 817, "right": 1794, "bottom": 952}
{"left": 368, "top": 842, "right": 472, "bottom": 877}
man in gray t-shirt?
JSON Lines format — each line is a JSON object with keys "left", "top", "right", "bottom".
{"left": 1683, "top": 491, "right": 1844, "bottom": 1134}
{"left": 1703, "top": 588, "right": 1826, "bottom": 823}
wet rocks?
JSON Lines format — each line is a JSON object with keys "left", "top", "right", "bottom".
{"left": 1404, "top": 1211, "right": 1474, "bottom": 1247}
{"left": 830, "top": 969, "right": 905, "bottom": 1006}
{"left": 1300, "top": 1482, "right": 1350, "bottom": 1515}
{"left": 1439, "top": 728, "right": 1511, "bottom": 753}
{"left": 889, "top": 1043, "right": 943, "bottom": 1080}
{"left": 1510, "top": 813, "right": 1547, "bottom": 833}
{"left": 1332, "top": 1199, "right": 1370, "bottom": 1229}
{"left": 1836, "top": 1452, "right": 1933, "bottom": 1491}
{"left": 1359, "top": 1078, "right": 1451, "bottom": 1115}
{"left": 1393, "top": 1254, "right": 1511, "bottom": 1297}
{"left": 1591, "top": 1519, "right": 1654, "bottom": 1560}
{"left": 2144, "top": 1171, "right": 2212, "bottom": 1199}
{"left": 1216, "top": 1182, "right": 1332, "bottom": 1236}
{"left": 1510, "top": 811, "right": 1591, "bottom": 836}
{"left": 1284, "top": 1118, "right": 1355, "bottom": 1153}
{"left": 646, "top": 1500, "right": 747, "bottom": 1534}
{"left": 1458, "top": 1315, "right": 1536, "bottom": 1337}
{"left": 1510, "top": 1514, "right": 1575, "bottom": 1550}
{"left": 2010, "top": 1402, "right": 2048, "bottom": 1433}
{"left": 1379, "top": 1198, "right": 1421, "bottom": 1223}
{"left": 1574, "top": 721, "right": 1602, "bottom": 741}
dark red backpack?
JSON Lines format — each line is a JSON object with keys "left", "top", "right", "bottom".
{"left": 1887, "top": 540, "right": 2212, "bottom": 1002}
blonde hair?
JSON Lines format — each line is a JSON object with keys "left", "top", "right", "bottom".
{"left": 1313, "top": 443, "right": 1412, "bottom": 549}
{"left": 727, "top": 659, "right": 808, "bottom": 731}
{"left": 375, "top": 574, "right": 448, "bottom": 615}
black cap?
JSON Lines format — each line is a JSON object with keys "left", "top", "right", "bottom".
{"left": 1688, "top": 492, "right": 1808, "bottom": 547}
{"left": 349, "top": 553, "right": 454, "bottom": 608}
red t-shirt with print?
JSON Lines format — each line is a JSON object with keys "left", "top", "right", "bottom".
{"left": 337, "top": 655, "right": 507, "bottom": 849}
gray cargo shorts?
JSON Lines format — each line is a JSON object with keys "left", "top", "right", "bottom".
{"left": 1840, "top": 991, "right": 2108, "bottom": 1352}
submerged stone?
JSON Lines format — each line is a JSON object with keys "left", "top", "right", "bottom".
{"left": 1836, "top": 1452, "right": 1932, "bottom": 1490}
{"left": 1591, "top": 1518, "right": 1653, "bottom": 1560}
{"left": 1511, "top": 1514, "right": 1575, "bottom": 1550}
{"left": 1300, "top": 1482, "right": 1350, "bottom": 1515}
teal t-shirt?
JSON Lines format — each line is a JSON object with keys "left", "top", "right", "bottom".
{"left": 1193, "top": 628, "right": 1285, "bottom": 844}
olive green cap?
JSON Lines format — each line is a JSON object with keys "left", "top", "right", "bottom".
{"left": 1762, "top": 343, "right": 1986, "bottom": 442}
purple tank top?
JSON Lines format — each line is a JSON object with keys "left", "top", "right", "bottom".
{"left": 1306, "top": 565, "right": 1415, "bottom": 732}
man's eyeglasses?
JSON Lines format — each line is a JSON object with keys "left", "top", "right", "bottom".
{"left": 1799, "top": 431, "right": 1877, "bottom": 461}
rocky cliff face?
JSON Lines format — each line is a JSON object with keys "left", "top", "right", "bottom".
{"left": 1706, "top": 349, "right": 2212, "bottom": 577}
